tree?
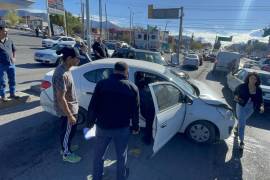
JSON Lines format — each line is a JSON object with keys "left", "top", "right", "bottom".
{"left": 50, "top": 11, "right": 82, "bottom": 36}
{"left": 5, "top": 11, "right": 20, "bottom": 26}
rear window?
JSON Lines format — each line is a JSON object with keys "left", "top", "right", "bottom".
{"left": 187, "top": 54, "right": 197, "bottom": 59}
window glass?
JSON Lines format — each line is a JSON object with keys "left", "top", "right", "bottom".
{"left": 84, "top": 68, "right": 113, "bottom": 83}
{"left": 153, "top": 84, "right": 182, "bottom": 112}
{"left": 134, "top": 71, "right": 167, "bottom": 87}
{"left": 236, "top": 70, "right": 246, "bottom": 81}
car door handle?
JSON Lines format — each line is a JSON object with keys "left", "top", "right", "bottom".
{"left": 85, "top": 92, "right": 93, "bottom": 95}
{"left": 160, "top": 122, "right": 167, "bottom": 128}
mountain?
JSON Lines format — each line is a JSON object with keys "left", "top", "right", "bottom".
{"left": 90, "top": 20, "right": 120, "bottom": 30}
{"left": 250, "top": 29, "right": 265, "bottom": 38}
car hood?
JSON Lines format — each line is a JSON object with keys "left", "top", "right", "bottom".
{"left": 261, "top": 85, "right": 270, "bottom": 93}
{"left": 42, "top": 39, "right": 57, "bottom": 43}
{"left": 191, "top": 79, "right": 230, "bottom": 108}
{"left": 35, "top": 49, "right": 57, "bottom": 55}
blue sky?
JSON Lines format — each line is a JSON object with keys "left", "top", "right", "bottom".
{"left": 32, "top": 0, "right": 270, "bottom": 42}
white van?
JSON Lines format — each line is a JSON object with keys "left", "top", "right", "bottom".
{"left": 213, "top": 51, "right": 240, "bottom": 73}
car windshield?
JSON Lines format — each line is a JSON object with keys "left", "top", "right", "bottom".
{"left": 135, "top": 51, "right": 166, "bottom": 65}
{"left": 187, "top": 54, "right": 198, "bottom": 59}
{"left": 52, "top": 36, "right": 61, "bottom": 40}
{"left": 106, "top": 43, "right": 115, "bottom": 50}
{"left": 259, "top": 73, "right": 270, "bottom": 86}
{"left": 166, "top": 69, "right": 196, "bottom": 96}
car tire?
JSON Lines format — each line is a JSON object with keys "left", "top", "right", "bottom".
{"left": 77, "top": 107, "right": 87, "bottom": 129}
{"left": 186, "top": 121, "right": 216, "bottom": 144}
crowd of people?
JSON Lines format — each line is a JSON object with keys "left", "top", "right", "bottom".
{"left": 0, "top": 24, "right": 266, "bottom": 180}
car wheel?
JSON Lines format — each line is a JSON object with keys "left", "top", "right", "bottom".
{"left": 77, "top": 107, "right": 87, "bottom": 129}
{"left": 186, "top": 121, "right": 216, "bottom": 144}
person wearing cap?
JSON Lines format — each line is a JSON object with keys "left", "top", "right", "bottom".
{"left": 0, "top": 25, "right": 19, "bottom": 102}
{"left": 52, "top": 47, "right": 81, "bottom": 163}
{"left": 87, "top": 61, "right": 140, "bottom": 180}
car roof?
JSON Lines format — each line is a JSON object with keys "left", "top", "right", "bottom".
{"left": 242, "top": 68, "right": 270, "bottom": 75}
{"left": 79, "top": 58, "right": 167, "bottom": 74}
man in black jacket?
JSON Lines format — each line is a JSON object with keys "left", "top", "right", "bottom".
{"left": 87, "top": 61, "right": 140, "bottom": 180}
{"left": 92, "top": 37, "right": 108, "bottom": 60}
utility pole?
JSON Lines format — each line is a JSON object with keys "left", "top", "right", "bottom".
{"left": 105, "top": 3, "right": 108, "bottom": 40}
{"left": 63, "top": 10, "right": 67, "bottom": 35}
{"left": 81, "top": 0, "right": 85, "bottom": 39}
{"left": 99, "top": 0, "right": 102, "bottom": 38}
{"left": 128, "top": 7, "right": 132, "bottom": 45}
{"left": 86, "top": 0, "right": 91, "bottom": 56}
{"left": 46, "top": 0, "right": 51, "bottom": 37}
{"left": 176, "top": 7, "right": 183, "bottom": 65}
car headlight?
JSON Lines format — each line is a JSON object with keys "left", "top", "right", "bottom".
{"left": 217, "top": 107, "right": 234, "bottom": 120}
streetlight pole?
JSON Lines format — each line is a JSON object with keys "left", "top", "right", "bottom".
{"left": 128, "top": 7, "right": 132, "bottom": 45}
{"left": 46, "top": 0, "right": 51, "bottom": 37}
{"left": 99, "top": 0, "right": 102, "bottom": 38}
{"left": 86, "top": 0, "right": 91, "bottom": 56}
{"left": 176, "top": 7, "right": 183, "bottom": 65}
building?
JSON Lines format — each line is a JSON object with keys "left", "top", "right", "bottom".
{"left": 0, "top": 0, "right": 34, "bottom": 9}
{"left": 134, "top": 26, "right": 169, "bottom": 50}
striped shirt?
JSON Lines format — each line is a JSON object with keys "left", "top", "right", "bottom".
{"left": 52, "top": 64, "right": 79, "bottom": 117}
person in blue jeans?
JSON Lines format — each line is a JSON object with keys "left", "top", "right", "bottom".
{"left": 0, "top": 25, "right": 19, "bottom": 102}
{"left": 87, "top": 61, "right": 140, "bottom": 180}
{"left": 234, "top": 72, "right": 264, "bottom": 150}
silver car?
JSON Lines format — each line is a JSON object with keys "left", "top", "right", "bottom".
{"left": 183, "top": 54, "right": 200, "bottom": 69}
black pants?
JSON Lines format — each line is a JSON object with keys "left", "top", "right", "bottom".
{"left": 144, "top": 117, "right": 154, "bottom": 141}
{"left": 59, "top": 115, "right": 78, "bottom": 155}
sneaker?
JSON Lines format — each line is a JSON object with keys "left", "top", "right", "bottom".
{"left": 60, "top": 145, "right": 79, "bottom": 155}
{"left": 63, "top": 153, "right": 81, "bottom": 163}
{"left": 1, "top": 96, "right": 8, "bottom": 102}
{"left": 9, "top": 95, "right": 20, "bottom": 99}
{"left": 239, "top": 142, "right": 244, "bottom": 150}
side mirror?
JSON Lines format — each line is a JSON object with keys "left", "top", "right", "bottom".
{"left": 182, "top": 96, "right": 193, "bottom": 105}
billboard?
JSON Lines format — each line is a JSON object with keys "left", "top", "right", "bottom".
{"left": 48, "top": 0, "right": 64, "bottom": 15}
{"left": 148, "top": 5, "right": 179, "bottom": 19}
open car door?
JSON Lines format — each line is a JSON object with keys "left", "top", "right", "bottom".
{"left": 149, "top": 82, "right": 186, "bottom": 155}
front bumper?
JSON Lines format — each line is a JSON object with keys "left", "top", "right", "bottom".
{"left": 34, "top": 56, "right": 57, "bottom": 64}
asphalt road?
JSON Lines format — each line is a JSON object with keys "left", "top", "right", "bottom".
{"left": 8, "top": 29, "right": 54, "bottom": 91}
{"left": 1, "top": 31, "right": 270, "bottom": 180}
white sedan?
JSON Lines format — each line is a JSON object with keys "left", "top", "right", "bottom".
{"left": 40, "top": 59, "right": 235, "bottom": 153}
{"left": 42, "top": 36, "right": 75, "bottom": 48}
{"left": 227, "top": 68, "right": 270, "bottom": 106}
{"left": 183, "top": 54, "right": 200, "bottom": 69}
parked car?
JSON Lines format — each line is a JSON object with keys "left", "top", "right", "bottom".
{"left": 112, "top": 48, "right": 167, "bottom": 65}
{"left": 205, "top": 54, "right": 216, "bottom": 62}
{"left": 40, "top": 59, "right": 235, "bottom": 150}
{"left": 34, "top": 44, "right": 91, "bottom": 66}
{"left": 42, "top": 36, "right": 75, "bottom": 48}
{"left": 183, "top": 54, "right": 200, "bottom": 69}
{"left": 226, "top": 68, "right": 270, "bottom": 106}
{"left": 261, "top": 65, "right": 270, "bottom": 72}
{"left": 104, "top": 42, "right": 116, "bottom": 57}
{"left": 258, "top": 58, "right": 270, "bottom": 68}
{"left": 213, "top": 51, "right": 241, "bottom": 73}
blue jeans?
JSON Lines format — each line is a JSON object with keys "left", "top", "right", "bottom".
{"left": 236, "top": 99, "right": 254, "bottom": 142}
{"left": 93, "top": 126, "right": 130, "bottom": 180}
{"left": 0, "top": 64, "right": 16, "bottom": 97}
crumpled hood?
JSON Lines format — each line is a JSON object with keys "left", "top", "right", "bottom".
{"left": 190, "top": 79, "right": 230, "bottom": 108}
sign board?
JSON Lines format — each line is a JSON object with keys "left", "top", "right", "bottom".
{"left": 217, "top": 36, "right": 233, "bottom": 42}
{"left": 148, "top": 5, "right": 179, "bottom": 19}
{"left": 48, "top": 0, "right": 64, "bottom": 15}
